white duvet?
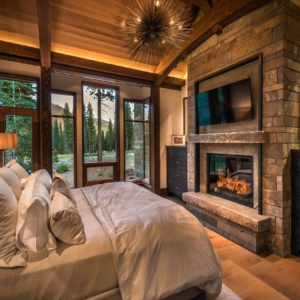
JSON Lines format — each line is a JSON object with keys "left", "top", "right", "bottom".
{"left": 81, "top": 182, "right": 222, "bottom": 300}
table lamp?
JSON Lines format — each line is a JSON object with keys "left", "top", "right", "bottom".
{"left": 0, "top": 133, "right": 18, "bottom": 165}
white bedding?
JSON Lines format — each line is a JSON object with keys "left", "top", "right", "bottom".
{"left": 82, "top": 182, "right": 222, "bottom": 300}
{"left": 0, "top": 188, "right": 118, "bottom": 300}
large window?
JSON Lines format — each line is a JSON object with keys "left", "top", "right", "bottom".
{"left": 82, "top": 83, "right": 119, "bottom": 185}
{"left": 51, "top": 91, "right": 76, "bottom": 187}
{"left": 124, "top": 99, "right": 150, "bottom": 183}
{"left": 0, "top": 74, "right": 39, "bottom": 173}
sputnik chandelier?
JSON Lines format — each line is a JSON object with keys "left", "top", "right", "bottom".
{"left": 115, "top": 0, "right": 192, "bottom": 66}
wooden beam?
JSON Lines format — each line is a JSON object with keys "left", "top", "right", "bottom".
{"left": 150, "top": 86, "right": 160, "bottom": 195}
{"left": 194, "top": 0, "right": 212, "bottom": 14}
{"left": 36, "top": 0, "right": 51, "bottom": 68}
{"left": 155, "top": 0, "right": 271, "bottom": 86}
{"left": 0, "top": 41, "right": 184, "bottom": 89}
{"left": 0, "top": 41, "right": 40, "bottom": 61}
{"left": 40, "top": 67, "right": 52, "bottom": 175}
{"left": 212, "top": 0, "right": 220, "bottom": 7}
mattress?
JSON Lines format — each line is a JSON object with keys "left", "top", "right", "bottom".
{"left": 0, "top": 188, "right": 118, "bottom": 300}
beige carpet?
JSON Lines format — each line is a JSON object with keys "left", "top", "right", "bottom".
{"left": 216, "top": 284, "right": 241, "bottom": 300}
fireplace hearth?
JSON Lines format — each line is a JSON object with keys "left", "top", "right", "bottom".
{"left": 208, "top": 154, "right": 253, "bottom": 207}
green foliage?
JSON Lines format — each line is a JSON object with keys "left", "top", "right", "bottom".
{"left": 53, "top": 149, "right": 59, "bottom": 163}
{"left": 0, "top": 78, "right": 37, "bottom": 173}
{"left": 63, "top": 102, "right": 74, "bottom": 153}
{"left": 124, "top": 102, "right": 134, "bottom": 150}
{"left": 56, "top": 164, "right": 69, "bottom": 173}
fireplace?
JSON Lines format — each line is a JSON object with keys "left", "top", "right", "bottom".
{"left": 208, "top": 154, "right": 253, "bottom": 207}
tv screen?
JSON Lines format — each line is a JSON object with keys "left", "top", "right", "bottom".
{"left": 196, "top": 78, "right": 253, "bottom": 126}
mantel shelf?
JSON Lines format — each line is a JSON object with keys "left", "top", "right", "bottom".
{"left": 188, "top": 131, "right": 268, "bottom": 144}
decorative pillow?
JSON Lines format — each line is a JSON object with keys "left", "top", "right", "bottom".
{"left": 5, "top": 159, "right": 29, "bottom": 181}
{"left": 0, "top": 167, "right": 22, "bottom": 200}
{"left": 50, "top": 192, "right": 86, "bottom": 245}
{"left": 50, "top": 175, "right": 76, "bottom": 207}
{"left": 0, "top": 177, "right": 27, "bottom": 268}
{"left": 16, "top": 177, "right": 57, "bottom": 253}
{"left": 21, "top": 169, "right": 52, "bottom": 192}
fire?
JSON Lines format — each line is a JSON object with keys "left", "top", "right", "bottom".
{"left": 216, "top": 168, "right": 252, "bottom": 196}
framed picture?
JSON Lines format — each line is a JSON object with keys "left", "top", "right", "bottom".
{"left": 171, "top": 135, "right": 186, "bottom": 146}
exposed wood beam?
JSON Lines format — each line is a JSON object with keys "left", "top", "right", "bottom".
{"left": 212, "top": 0, "right": 220, "bottom": 7}
{"left": 155, "top": 0, "right": 271, "bottom": 86}
{"left": 0, "top": 41, "right": 40, "bottom": 61}
{"left": 194, "top": 0, "right": 212, "bottom": 14}
{"left": 36, "top": 0, "right": 51, "bottom": 68}
{"left": 0, "top": 41, "right": 184, "bottom": 89}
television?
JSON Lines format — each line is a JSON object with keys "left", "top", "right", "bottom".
{"left": 196, "top": 78, "right": 253, "bottom": 126}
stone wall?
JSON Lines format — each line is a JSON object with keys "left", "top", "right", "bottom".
{"left": 187, "top": 0, "right": 300, "bottom": 257}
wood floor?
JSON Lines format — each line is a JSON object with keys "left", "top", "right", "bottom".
{"left": 166, "top": 197, "right": 300, "bottom": 299}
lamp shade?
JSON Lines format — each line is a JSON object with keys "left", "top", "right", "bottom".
{"left": 0, "top": 133, "right": 18, "bottom": 150}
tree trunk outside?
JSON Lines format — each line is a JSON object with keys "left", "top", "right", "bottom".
{"left": 97, "top": 89, "right": 102, "bottom": 162}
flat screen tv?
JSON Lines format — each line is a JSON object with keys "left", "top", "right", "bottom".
{"left": 196, "top": 78, "right": 253, "bottom": 126}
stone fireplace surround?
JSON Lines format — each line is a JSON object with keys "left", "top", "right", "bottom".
{"left": 183, "top": 131, "right": 271, "bottom": 253}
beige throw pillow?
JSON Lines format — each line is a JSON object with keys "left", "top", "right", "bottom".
{"left": 21, "top": 169, "right": 52, "bottom": 192}
{"left": 0, "top": 167, "right": 22, "bottom": 200}
{"left": 16, "top": 177, "right": 57, "bottom": 253}
{"left": 5, "top": 159, "right": 29, "bottom": 181}
{"left": 50, "top": 176, "right": 76, "bottom": 207}
{"left": 0, "top": 177, "right": 27, "bottom": 268}
{"left": 50, "top": 192, "right": 86, "bottom": 245}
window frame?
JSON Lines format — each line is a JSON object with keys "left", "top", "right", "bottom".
{"left": 81, "top": 81, "right": 120, "bottom": 186}
{"left": 51, "top": 89, "right": 77, "bottom": 187}
{"left": 124, "top": 98, "right": 150, "bottom": 185}
{"left": 0, "top": 72, "right": 40, "bottom": 170}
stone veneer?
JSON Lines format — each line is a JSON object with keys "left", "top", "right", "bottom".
{"left": 185, "top": 0, "right": 300, "bottom": 257}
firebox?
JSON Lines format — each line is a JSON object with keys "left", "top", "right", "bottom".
{"left": 208, "top": 154, "right": 253, "bottom": 207}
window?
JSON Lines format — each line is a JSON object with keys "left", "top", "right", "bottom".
{"left": 124, "top": 99, "right": 150, "bottom": 183}
{"left": 51, "top": 91, "right": 76, "bottom": 187}
{"left": 0, "top": 74, "right": 39, "bottom": 173}
{"left": 82, "top": 82, "right": 119, "bottom": 185}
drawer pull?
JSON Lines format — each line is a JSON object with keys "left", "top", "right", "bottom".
{"left": 176, "top": 174, "right": 181, "bottom": 177}
{"left": 175, "top": 161, "right": 180, "bottom": 164}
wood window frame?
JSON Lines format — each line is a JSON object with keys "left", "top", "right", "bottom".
{"left": 51, "top": 89, "right": 77, "bottom": 187}
{"left": 0, "top": 72, "right": 40, "bottom": 170}
{"left": 81, "top": 81, "right": 120, "bottom": 186}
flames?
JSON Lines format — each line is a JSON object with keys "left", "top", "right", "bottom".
{"left": 216, "top": 168, "right": 252, "bottom": 196}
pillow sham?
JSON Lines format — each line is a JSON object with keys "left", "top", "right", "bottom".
{"left": 50, "top": 192, "right": 86, "bottom": 245}
{"left": 21, "top": 169, "right": 52, "bottom": 192}
{"left": 16, "top": 177, "right": 56, "bottom": 253}
{"left": 50, "top": 175, "right": 76, "bottom": 207}
{"left": 0, "top": 177, "right": 27, "bottom": 268}
{"left": 0, "top": 167, "right": 22, "bottom": 200}
{"left": 5, "top": 159, "right": 29, "bottom": 181}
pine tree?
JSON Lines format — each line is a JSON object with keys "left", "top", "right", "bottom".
{"left": 86, "top": 102, "right": 97, "bottom": 153}
{"left": 63, "top": 102, "right": 73, "bottom": 153}
{"left": 58, "top": 122, "right": 65, "bottom": 154}
{"left": 52, "top": 118, "right": 59, "bottom": 151}
{"left": 106, "top": 118, "right": 113, "bottom": 152}
{"left": 101, "top": 130, "right": 106, "bottom": 151}
{"left": 124, "top": 102, "right": 134, "bottom": 150}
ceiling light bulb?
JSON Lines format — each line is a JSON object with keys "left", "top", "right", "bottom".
{"left": 162, "top": 40, "right": 165, "bottom": 44}
{"left": 137, "top": 17, "right": 141, "bottom": 23}
{"left": 134, "top": 37, "right": 138, "bottom": 42}
{"left": 170, "top": 20, "right": 174, "bottom": 25}
{"left": 178, "top": 25, "right": 182, "bottom": 29}
{"left": 156, "top": 1, "right": 159, "bottom": 6}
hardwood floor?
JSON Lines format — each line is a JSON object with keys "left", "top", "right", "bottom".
{"left": 166, "top": 197, "right": 300, "bottom": 299}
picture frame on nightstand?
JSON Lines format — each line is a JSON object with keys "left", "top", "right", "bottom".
{"left": 171, "top": 135, "right": 186, "bottom": 146}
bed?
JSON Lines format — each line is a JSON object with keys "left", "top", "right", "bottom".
{"left": 1, "top": 180, "right": 222, "bottom": 300}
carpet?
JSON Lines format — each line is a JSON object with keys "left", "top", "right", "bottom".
{"left": 216, "top": 284, "right": 242, "bottom": 300}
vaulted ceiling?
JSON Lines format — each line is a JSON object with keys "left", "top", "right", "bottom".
{"left": 0, "top": 0, "right": 270, "bottom": 89}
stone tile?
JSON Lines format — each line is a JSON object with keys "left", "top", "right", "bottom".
{"left": 263, "top": 90, "right": 278, "bottom": 102}
{"left": 263, "top": 100, "right": 284, "bottom": 117}
{"left": 276, "top": 216, "right": 291, "bottom": 234}
{"left": 264, "top": 69, "right": 278, "bottom": 86}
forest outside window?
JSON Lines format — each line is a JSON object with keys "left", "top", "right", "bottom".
{"left": 124, "top": 99, "right": 150, "bottom": 183}
{"left": 82, "top": 83, "right": 119, "bottom": 185}
{"left": 51, "top": 91, "right": 76, "bottom": 187}
{"left": 0, "top": 73, "right": 39, "bottom": 172}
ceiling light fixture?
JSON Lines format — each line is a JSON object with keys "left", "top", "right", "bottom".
{"left": 115, "top": 0, "right": 192, "bottom": 66}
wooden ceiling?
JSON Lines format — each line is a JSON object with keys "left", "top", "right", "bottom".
{"left": 0, "top": 0, "right": 270, "bottom": 89}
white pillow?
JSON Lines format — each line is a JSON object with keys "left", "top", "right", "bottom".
{"left": 0, "top": 167, "right": 22, "bottom": 200}
{"left": 0, "top": 177, "right": 27, "bottom": 268}
{"left": 50, "top": 192, "right": 86, "bottom": 245}
{"left": 21, "top": 169, "right": 52, "bottom": 192}
{"left": 16, "top": 177, "right": 56, "bottom": 253}
{"left": 5, "top": 159, "right": 29, "bottom": 181}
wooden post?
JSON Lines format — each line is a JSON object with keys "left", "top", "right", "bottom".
{"left": 150, "top": 86, "right": 160, "bottom": 195}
